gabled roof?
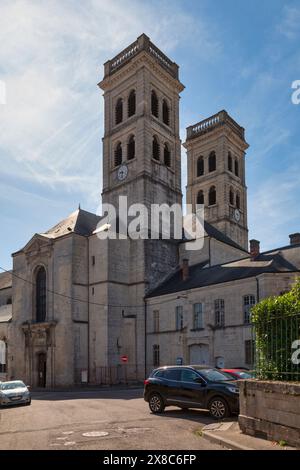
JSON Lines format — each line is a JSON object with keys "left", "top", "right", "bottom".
{"left": 146, "top": 252, "right": 299, "bottom": 298}
{"left": 41, "top": 208, "right": 101, "bottom": 239}
{"left": 0, "top": 271, "right": 12, "bottom": 290}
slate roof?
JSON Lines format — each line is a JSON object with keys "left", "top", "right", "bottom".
{"left": 0, "top": 271, "right": 12, "bottom": 291}
{"left": 0, "top": 305, "right": 12, "bottom": 323}
{"left": 146, "top": 252, "right": 299, "bottom": 298}
{"left": 42, "top": 208, "right": 102, "bottom": 239}
{"left": 202, "top": 221, "right": 247, "bottom": 252}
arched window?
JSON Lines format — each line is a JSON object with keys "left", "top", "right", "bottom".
{"left": 152, "top": 136, "right": 160, "bottom": 161}
{"left": 6, "top": 297, "right": 12, "bottom": 305}
{"left": 115, "top": 98, "right": 123, "bottom": 125}
{"left": 127, "top": 135, "right": 135, "bottom": 160}
{"left": 208, "top": 186, "right": 216, "bottom": 206}
{"left": 236, "top": 192, "right": 240, "bottom": 210}
{"left": 36, "top": 266, "right": 46, "bottom": 323}
{"left": 114, "top": 142, "right": 122, "bottom": 167}
{"left": 162, "top": 99, "right": 170, "bottom": 126}
{"left": 151, "top": 90, "right": 159, "bottom": 117}
{"left": 0, "top": 339, "right": 6, "bottom": 373}
{"left": 235, "top": 158, "right": 239, "bottom": 177}
{"left": 197, "top": 190, "right": 204, "bottom": 205}
{"left": 208, "top": 151, "right": 216, "bottom": 172}
{"left": 197, "top": 156, "right": 204, "bottom": 177}
{"left": 164, "top": 143, "right": 171, "bottom": 167}
{"left": 228, "top": 152, "right": 232, "bottom": 172}
{"left": 127, "top": 90, "right": 136, "bottom": 117}
{"left": 229, "top": 187, "right": 234, "bottom": 205}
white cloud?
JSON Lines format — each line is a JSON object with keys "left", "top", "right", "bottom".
{"left": 278, "top": 4, "right": 300, "bottom": 39}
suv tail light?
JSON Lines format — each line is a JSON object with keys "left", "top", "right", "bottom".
{"left": 144, "top": 379, "right": 150, "bottom": 385}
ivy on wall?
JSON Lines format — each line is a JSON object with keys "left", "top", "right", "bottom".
{"left": 251, "top": 279, "right": 300, "bottom": 381}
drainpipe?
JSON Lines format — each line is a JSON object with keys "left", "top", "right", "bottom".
{"left": 255, "top": 276, "right": 260, "bottom": 302}
{"left": 144, "top": 298, "right": 147, "bottom": 379}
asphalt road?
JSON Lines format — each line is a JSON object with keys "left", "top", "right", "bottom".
{"left": 0, "top": 388, "right": 225, "bottom": 450}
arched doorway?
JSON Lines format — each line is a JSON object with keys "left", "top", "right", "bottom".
{"left": 189, "top": 344, "right": 209, "bottom": 365}
{"left": 37, "top": 353, "right": 47, "bottom": 387}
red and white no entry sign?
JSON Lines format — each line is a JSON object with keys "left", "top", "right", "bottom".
{"left": 121, "top": 355, "right": 128, "bottom": 363}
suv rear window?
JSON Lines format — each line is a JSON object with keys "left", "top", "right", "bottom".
{"left": 163, "top": 369, "right": 181, "bottom": 381}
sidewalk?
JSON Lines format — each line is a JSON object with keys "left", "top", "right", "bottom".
{"left": 201, "top": 421, "right": 296, "bottom": 451}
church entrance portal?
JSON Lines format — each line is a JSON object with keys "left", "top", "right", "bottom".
{"left": 37, "top": 353, "right": 47, "bottom": 387}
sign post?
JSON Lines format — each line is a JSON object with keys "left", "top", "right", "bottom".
{"left": 121, "top": 355, "right": 128, "bottom": 384}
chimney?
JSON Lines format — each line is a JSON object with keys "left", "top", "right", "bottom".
{"left": 250, "top": 239, "right": 260, "bottom": 260}
{"left": 182, "top": 259, "right": 189, "bottom": 281}
{"left": 289, "top": 233, "right": 300, "bottom": 246}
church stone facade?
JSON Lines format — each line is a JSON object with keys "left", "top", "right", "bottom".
{"left": 0, "top": 34, "right": 299, "bottom": 387}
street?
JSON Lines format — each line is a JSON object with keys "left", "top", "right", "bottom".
{"left": 0, "top": 388, "right": 225, "bottom": 450}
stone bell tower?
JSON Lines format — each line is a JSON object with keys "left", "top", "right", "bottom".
{"left": 95, "top": 35, "right": 184, "bottom": 381}
{"left": 184, "top": 110, "right": 249, "bottom": 251}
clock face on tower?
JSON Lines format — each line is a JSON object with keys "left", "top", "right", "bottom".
{"left": 234, "top": 208, "right": 241, "bottom": 222}
{"left": 117, "top": 164, "right": 128, "bottom": 181}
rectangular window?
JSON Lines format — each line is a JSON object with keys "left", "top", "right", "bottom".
{"left": 175, "top": 306, "right": 183, "bottom": 330}
{"left": 92, "top": 256, "right": 95, "bottom": 266}
{"left": 245, "top": 340, "right": 254, "bottom": 365}
{"left": 215, "top": 299, "right": 225, "bottom": 327}
{"left": 153, "top": 344, "right": 160, "bottom": 367}
{"left": 193, "top": 303, "right": 203, "bottom": 329}
{"left": 153, "top": 310, "right": 159, "bottom": 333}
{"left": 243, "top": 295, "right": 256, "bottom": 324}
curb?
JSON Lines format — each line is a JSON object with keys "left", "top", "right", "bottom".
{"left": 202, "top": 430, "right": 254, "bottom": 451}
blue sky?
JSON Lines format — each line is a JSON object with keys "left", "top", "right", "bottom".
{"left": 0, "top": 0, "right": 299, "bottom": 269}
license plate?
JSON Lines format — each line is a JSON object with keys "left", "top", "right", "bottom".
{"left": 11, "top": 396, "right": 21, "bottom": 401}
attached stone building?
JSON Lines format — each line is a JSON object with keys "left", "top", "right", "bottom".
{"left": 1, "top": 34, "right": 299, "bottom": 387}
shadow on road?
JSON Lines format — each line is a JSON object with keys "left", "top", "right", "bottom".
{"left": 31, "top": 387, "right": 144, "bottom": 401}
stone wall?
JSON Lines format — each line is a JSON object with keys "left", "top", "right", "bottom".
{"left": 239, "top": 380, "right": 300, "bottom": 448}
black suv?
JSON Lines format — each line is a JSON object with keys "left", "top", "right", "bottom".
{"left": 144, "top": 365, "right": 239, "bottom": 419}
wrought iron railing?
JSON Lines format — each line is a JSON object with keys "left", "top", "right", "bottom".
{"left": 252, "top": 312, "right": 300, "bottom": 382}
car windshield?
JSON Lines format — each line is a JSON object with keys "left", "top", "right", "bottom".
{"left": 196, "top": 368, "right": 232, "bottom": 382}
{"left": 0, "top": 381, "right": 26, "bottom": 390}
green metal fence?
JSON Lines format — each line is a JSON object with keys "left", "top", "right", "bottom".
{"left": 253, "top": 312, "right": 300, "bottom": 382}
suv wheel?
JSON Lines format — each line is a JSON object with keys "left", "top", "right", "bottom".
{"left": 149, "top": 393, "right": 165, "bottom": 414}
{"left": 208, "top": 397, "right": 229, "bottom": 419}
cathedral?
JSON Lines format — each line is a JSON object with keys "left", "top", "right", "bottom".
{"left": 1, "top": 34, "right": 300, "bottom": 387}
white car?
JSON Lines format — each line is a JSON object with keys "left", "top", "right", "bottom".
{"left": 0, "top": 380, "right": 31, "bottom": 407}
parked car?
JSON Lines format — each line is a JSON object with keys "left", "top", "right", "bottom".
{"left": 221, "top": 369, "right": 254, "bottom": 380}
{"left": 144, "top": 365, "right": 239, "bottom": 419}
{"left": 0, "top": 380, "right": 31, "bottom": 407}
